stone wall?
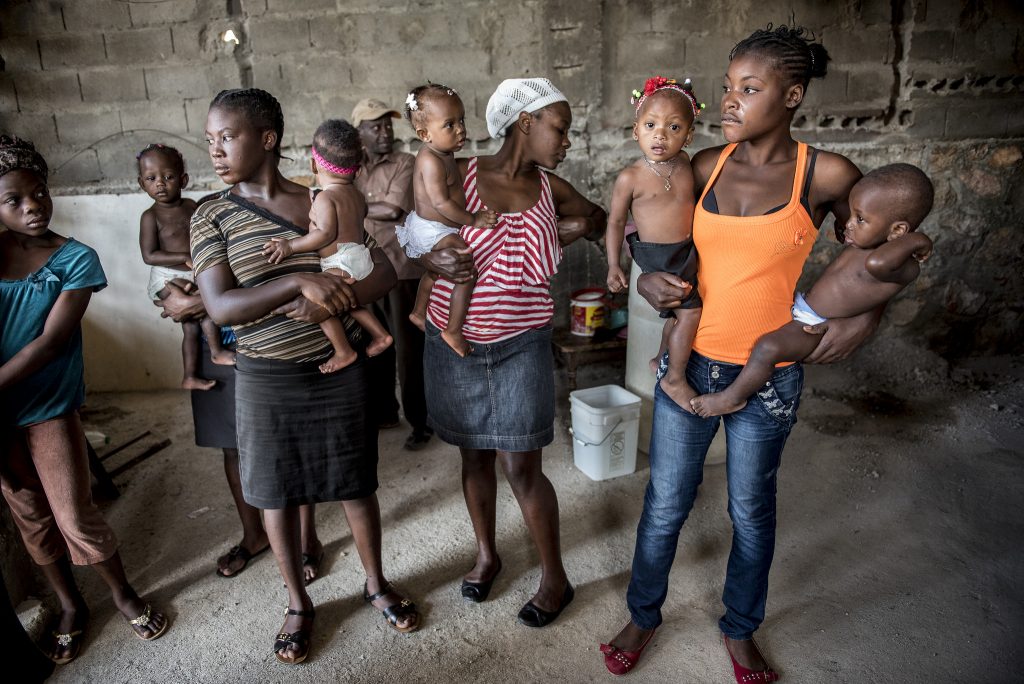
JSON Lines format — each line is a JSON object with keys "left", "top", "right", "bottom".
{"left": 1, "top": 0, "right": 1022, "bottom": 359}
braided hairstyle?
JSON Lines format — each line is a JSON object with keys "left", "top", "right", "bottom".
{"left": 136, "top": 143, "right": 185, "bottom": 174}
{"left": 404, "top": 83, "right": 459, "bottom": 128}
{"left": 730, "top": 24, "right": 830, "bottom": 94}
{"left": 209, "top": 88, "right": 285, "bottom": 157}
{"left": 312, "top": 119, "right": 362, "bottom": 170}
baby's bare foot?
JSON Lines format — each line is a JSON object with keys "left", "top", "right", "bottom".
{"left": 408, "top": 311, "right": 426, "bottom": 332}
{"left": 182, "top": 376, "right": 216, "bottom": 391}
{"left": 319, "top": 349, "right": 358, "bottom": 374}
{"left": 211, "top": 348, "right": 237, "bottom": 366}
{"left": 690, "top": 392, "right": 746, "bottom": 418}
{"left": 441, "top": 330, "right": 472, "bottom": 357}
{"left": 366, "top": 334, "right": 393, "bottom": 357}
{"left": 660, "top": 372, "right": 697, "bottom": 413}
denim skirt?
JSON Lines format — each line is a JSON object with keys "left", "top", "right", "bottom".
{"left": 423, "top": 321, "right": 554, "bottom": 452}
{"left": 234, "top": 353, "right": 378, "bottom": 509}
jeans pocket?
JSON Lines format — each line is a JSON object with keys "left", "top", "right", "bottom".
{"left": 424, "top": 319, "right": 442, "bottom": 339}
{"left": 753, "top": 364, "right": 804, "bottom": 427}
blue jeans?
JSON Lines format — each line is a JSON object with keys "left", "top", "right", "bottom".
{"left": 626, "top": 351, "right": 804, "bottom": 639}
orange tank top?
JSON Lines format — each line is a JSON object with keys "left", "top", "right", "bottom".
{"left": 692, "top": 142, "right": 817, "bottom": 365}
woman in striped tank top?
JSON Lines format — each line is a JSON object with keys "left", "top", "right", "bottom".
{"left": 419, "top": 79, "right": 607, "bottom": 627}
{"left": 601, "top": 26, "right": 877, "bottom": 680}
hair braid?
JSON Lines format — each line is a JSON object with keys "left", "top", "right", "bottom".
{"left": 210, "top": 88, "right": 285, "bottom": 157}
{"left": 730, "top": 24, "right": 830, "bottom": 89}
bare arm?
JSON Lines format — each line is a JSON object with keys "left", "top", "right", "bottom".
{"left": 263, "top": 197, "right": 338, "bottom": 264}
{"left": 865, "top": 232, "right": 931, "bottom": 283}
{"left": 548, "top": 173, "right": 608, "bottom": 244}
{"left": 195, "top": 263, "right": 357, "bottom": 325}
{"left": 273, "top": 246, "right": 396, "bottom": 322}
{"left": 139, "top": 210, "right": 189, "bottom": 266}
{"left": 803, "top": 305, "right": 885, "bottom": 364}
{"left": 154, "top": 281, "right": 206, "bottom": 321}
{"left": 0, "top": 289, "right": 92, "bottom": 390}
{"left": 811, "top": 151, "right": 862, "bottom": 241}
{"left": 366, "top": 201, "right": 404, "bottom": 221}
{"left": 605, "top": 169, "right": 635, "bottom": 291}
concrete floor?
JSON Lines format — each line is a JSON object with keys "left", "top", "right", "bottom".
{"left": 16, "top": 351, "right": 1024, "bottom": 683}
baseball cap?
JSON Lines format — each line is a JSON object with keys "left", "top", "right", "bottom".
{"left": 351, "top": 98, "right": 401, "bottom": 126}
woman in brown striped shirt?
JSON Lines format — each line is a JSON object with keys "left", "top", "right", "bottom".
{"left": 191, "top": 88, "right": 418, "bottom": 665}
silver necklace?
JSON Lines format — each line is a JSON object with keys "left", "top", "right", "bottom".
{"left": 643, "top": 156, "right": 677, "bottom": 191}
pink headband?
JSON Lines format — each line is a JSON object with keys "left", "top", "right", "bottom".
{"left": 630, "top": 76, "right": 705, "bottom": 119}
{"left": 311, "top": 147, "right": 359, "bottom": 176}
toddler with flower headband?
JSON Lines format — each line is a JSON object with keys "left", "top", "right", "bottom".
{"left": 606, "top": 76, "right": 706, "bottom": 411}
{"left": 397, "top": 83, "right": 498, "bottom": 357}
{"left": 137, "top": 142, "right": 235, "bottom": 391}
{"left": 262, "top": 119, "right": 393, "bottom": 373}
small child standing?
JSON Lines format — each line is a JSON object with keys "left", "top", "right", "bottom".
{"left": 605, "top": 76, "right": 705, "bottom": 410}
{"left": 0, "top": 136, "right": 169, "bottom": 664}
{"left": 691, "top": 164, "right": 935, "bottom": 417}
{"left": 262, "top": 119, "right": 393, "bottom": 373}
{"left": 137, "top": 143, "right": 234, "bottom": 391}
{"left": 397, "top": 83, "right": 497, "bottom": 357}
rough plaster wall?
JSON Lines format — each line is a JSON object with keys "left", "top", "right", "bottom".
{"left": 0, "top": 0, "right": 1021, "bottom": 364}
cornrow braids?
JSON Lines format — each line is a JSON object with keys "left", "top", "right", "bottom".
{"left": 210, "top": 88, "right": 285, "bottom": 157}
{"left": 730, "top": 23, "right": 830, "bottom": 90}
{"left": 312, "top": 119, "right": 362, "bottom": 170}
{"left": 136, "top": 143, "right": 185, "bottom": 173}
{"left": 404, "top": 82, "right": 459, "bottom": 127}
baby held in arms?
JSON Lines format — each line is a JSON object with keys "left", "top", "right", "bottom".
{"left": 691, "top": 163, "right": 935, "bottom": 417}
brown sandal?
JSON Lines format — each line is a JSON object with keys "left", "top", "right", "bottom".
{"left": 363, "top": 582, "right": 420, "bottom": 633}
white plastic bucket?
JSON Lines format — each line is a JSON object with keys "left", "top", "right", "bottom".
{"left": 569, "top": 384, "right": 641, "bottom": 481}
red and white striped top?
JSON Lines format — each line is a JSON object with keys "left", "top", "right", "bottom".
{"left": 426, "top": 157, "right": 563, "bottom": 343}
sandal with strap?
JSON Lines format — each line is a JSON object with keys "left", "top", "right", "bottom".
{"left": 216, "top": 543, "right": 269, "bottom": 578}
{"left": 47, "top": 606, "right": 89, "bottom": 665}
{"left": 274, "top": 607, "right": 315, "bottom": 665}
{"left": 127, "top": 603, "right": 169, "bottom": 641}
{"left": 363, "top": 582, "right": 420, "bottom": 633}
{"left": 600, "top": 627, "right": 657, "bottom": 676}
{"left": 723, "top": 635, "right": 780, "bottom": 683}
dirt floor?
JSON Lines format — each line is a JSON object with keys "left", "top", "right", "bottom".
{"left": 15, "top": 344, "right": 1024, "bottom": 683}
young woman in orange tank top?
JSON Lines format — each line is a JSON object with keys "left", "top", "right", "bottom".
{"left": 601, "top": 26, "right": 879, "bottom": 681}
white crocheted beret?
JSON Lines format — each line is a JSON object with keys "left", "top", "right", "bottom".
{"left": 485, "top": 78, "right": 568, "bottom": 139}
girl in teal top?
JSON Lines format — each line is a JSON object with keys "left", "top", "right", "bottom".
{"left": 0, "top": 136, "right": 170, "bottom": 665}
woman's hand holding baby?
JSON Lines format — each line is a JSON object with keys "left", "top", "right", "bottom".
{"left": 294, "top": 271, "right": 357, "bottom": 315}
{"left": 420, "top": 246, "right": 476, "bottom": 283}
{"left": 636, "top": 272, "right": 693, "bottom": 310}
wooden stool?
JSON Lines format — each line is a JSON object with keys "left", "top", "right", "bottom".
{"left": 551, "top": 328, "right": 627, "bottom": 392}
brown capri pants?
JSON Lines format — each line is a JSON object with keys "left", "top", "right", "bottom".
{"left": 1, "top": 413, "right": 117, "bottom": 566}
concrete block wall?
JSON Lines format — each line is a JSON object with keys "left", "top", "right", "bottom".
{"left": 0, "top": 0, "right": 1021, "bottom": 387}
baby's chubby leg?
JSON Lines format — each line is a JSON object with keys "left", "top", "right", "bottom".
{"left": 200, "top": 316, "right": 236, "bottom": 365}
{"left": 691, "top": 320, "right": 819, "bottom": 417}
{"left": 318, "top": 317, "right": 359, "bottom": 374}
{"left": 659, "top": 307, "right": 701, "bottom": 412}
{"left": 650, "top": 317, "right": 674, "bottom": 374}
{"left": 435, "top": 234, "right": 476, "bottom": 358}
{"left": 180, "top": 320, "right": 215, "bottom": 391}
{"left": 408, "top": 273, "right": 435, "bottom": 332}
{"left": 349, "top": 307, "right": 393, "bottom": 357}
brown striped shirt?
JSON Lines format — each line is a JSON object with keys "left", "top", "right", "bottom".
{"left": 190, "top": 192, "right": 369, "bottom": 362}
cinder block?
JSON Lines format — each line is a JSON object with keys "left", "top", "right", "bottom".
{"left": 39, "top": 34, "right": 107, "bottom": 69}
{"left": 119, "top": 100, "right": 189, "bottom": 136}
{"left": 822, "top": 26, "right": 894, "bottom": 65}
{"left": 146, "top": 62, "right": 240, "bottom": 100}
{"left": 953, "top": 27, "right": 1018, "bottom": 71}
{"left": 105, "top": 28, "right": 174, "bottom": 64}
{"left": 170, "top": 24, "right": 206, "bottom": 60}
{"left": 309, "top": 15, "right": 356, "bottom": 51}
{"left": 0, "top": 112, "right": 57, "bottom": 145}
{"left": 858, "top": 0, "right": 892, "bottom": 26}
{"left": 611, "top": 32, "right": 683, "bottom": 80}
{"left": 801, "top": 69, "right": 849, "bottom": 110}
{"left": 0, "top": 2, "right": 66, "bottom": 37}
{"left": 80, "top": 68, "right": 147, "bottom": 103}
{"left": 847, "top": 68, "right": 892, "bottom": 105}
{"left": 184, "top": 97, "right": 213, "bottom": 134}
{"left": 55, "top": 109, "right": 123, "bottom": 146}
{"left": 910, "top": 29, "right": 955, "bottom": 63}
{"left": 240, "top": 0, "right": 268, "bottom": 16}
{"left": 0, "top": 37, "right": 41, "bottom": 70}
{"left": 267, "top": 0, "right": 336, "bottom": 11}
{"left": 907, "top": 102, "right": 949, "bottom": 138}
{"left": 0, "top": 74, "right": 17, "bottom": 112}
{"left": 126, "top": 0, "right": 199, "bottom": 27}
{"left": 48, "top": 146, "right": 103, "bottom": 186}
{"left": 62, "top": 1, "right": 131, "bottom": 31}
{"left": 280, "top": 56, "right": 351, "bottom": 92}
{"left": 247, "top": 16, "right": 311, "bottom": 55}
{"left": 14, "top": 72, "right": 83, "bottom": 111}
{"left": 250, "top": 58, "right": 288, "bottom": 95}
{"left": 946, "top": 101, "right": 1008, "bottom": 139}
{"left": 280, "top": 100, "right": 324, "bottom": 148}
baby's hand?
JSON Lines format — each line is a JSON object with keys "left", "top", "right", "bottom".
{"left": 913, "top": 239, "right": 933, "bottom": 263}
{"left": 473, "top": 209, "right": 499, "bottom": 229}
{"left": 263, "top": 238, "right": 293, "bottom": 264}
{"left": 185, "top": 258, "right": 194, "bottom": 270}
{"left": 607, "top": 265, "right": 629, "bottom": 293}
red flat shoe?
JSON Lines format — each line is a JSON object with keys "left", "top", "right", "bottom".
{"left": 600, "top": 628, "right": 656, "bottom": 676}
{"left": 723, "top": 635, "right": 780, "bottom": 683}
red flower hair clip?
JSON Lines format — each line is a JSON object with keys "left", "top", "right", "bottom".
{"left": 631, "top": 75, "right": 706, "bottom": 119}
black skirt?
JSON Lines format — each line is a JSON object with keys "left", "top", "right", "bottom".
{"left": 190, "top": 340, "right": 237, "bottom": 450}
{"left": 234, "top": 354, "right": 378, "bottom": 509}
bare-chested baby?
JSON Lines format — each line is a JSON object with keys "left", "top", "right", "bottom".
{"left": 691, "top": 163, "right": 935, "bottom": 417}
{"left": 138, "top": 144, "right": 235, "bottom": 391}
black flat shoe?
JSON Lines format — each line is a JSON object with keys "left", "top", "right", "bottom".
{"left": 517, "top": 582, "right": 574, "bottom": 628}
{"left": 404, "top": 427, "right": 433, "bottom": 451}
{"left": 460, "top": 559, "right": 502, "bottom": 603}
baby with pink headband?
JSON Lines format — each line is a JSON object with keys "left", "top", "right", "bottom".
{"left": 262, "top": 119, "right": 393, "bottom": 373}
